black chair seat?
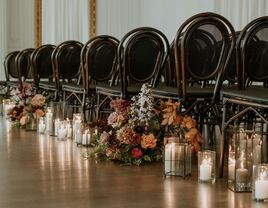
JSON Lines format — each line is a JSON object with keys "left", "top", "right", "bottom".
{"left": 186, "top": 86, "right": 215, "bottom": 99}
{"left": 6, "top": 81, "right": 18, "bottom": 87}
{"left": 96, "top": 83, "right": 142, "bottom": 97}
{"left": 152, "top": 85, "right": 181, "bottom": 100}
{"left": 96, "top": 83, "right": 121, "bottom": 97}
{"left": 39, "top": 81, "right": 56, "bottom": 90}
{"left": 221, "top": 86, "right": 268, "bottom": 104}
{"left": 62, "top": 83, "right": 84, "bottom": 92}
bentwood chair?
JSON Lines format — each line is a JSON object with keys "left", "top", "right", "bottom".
{"left": 82, "top": 35, "right": 119, "bottom": 120}
{"left": 4, "top": 51, "right": 20, "bottom": 93}
{"left": 174, "top": 12, "right": 235, "bottom": 148}
{"left": 52, "top": 40, "right": 83, "bottom": 102}
{"left": 32, "top": 44, "right": 56, "bottom": 99}
{"left": 118, "top": 27, "right": 170, "bottom": 99}
{"left": 219, "top": 16, "right": 268, "bottom": 177}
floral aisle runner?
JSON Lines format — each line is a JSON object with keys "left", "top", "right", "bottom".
{"left": 7, "top": 82, "right": 46, "bottom": 128}
{"left": 92, "top": 84, "right": 203, "bottom": 165}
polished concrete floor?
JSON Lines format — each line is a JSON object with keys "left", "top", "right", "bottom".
{"left": 0, "top": 118, "right": 267, "bottom": 208}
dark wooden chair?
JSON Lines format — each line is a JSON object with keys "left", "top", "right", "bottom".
{"left": 219, "top": 16, "right": 268, "bottom": 177}
{"left": 31, "top": 44, "right": 56, "bottom": 99}
{"left": 52, "top": 40, "right": 83, "bottom": 102}
{"left": 81, "top": 35, "right": 119, "bottom": 121}
{"left": 173, "top": 13, "right": 236, "bottom": 149}
{"left": 4, "top": 51, "right": 21, "bottom": 93}
{"left": 118, "top": 27, "right": 170, "bottom": 99}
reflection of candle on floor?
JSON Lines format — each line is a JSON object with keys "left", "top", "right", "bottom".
{"left": 255, "top": 170, "right": 268, "bottom": 200}
{"left": 200, "top": 158, "right": 212, "bottom": 181}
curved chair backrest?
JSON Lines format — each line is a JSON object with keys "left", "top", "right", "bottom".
{"left": 174, "top": 12, "right": 236, "bottom": 101}
{"left": 52, "top": 40, "right": 83, "bottom": 90}
{"left": 118, "top": 27, "right": 170, "bottom": 98}
{"left": 15, "top": 48, "right": 35, "bottom": 85}
{"left": 81, "top": 35, "right": 119, "bottom": 93}
{"left": 32, "top": 44, "right": 56, "bottom": 87}
{"left": 237, "top": 16, "right": 268, "bottom": 89}
{"left": 4, "top": 51, "right": 20, "bottom": 81}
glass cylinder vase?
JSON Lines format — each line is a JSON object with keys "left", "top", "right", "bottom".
{"left": 253, "top": 164, "right": 268, "bottom": 201}
{"left": 164, "top": 137, "right": 191, "bottom": 177}
{"left": 198, "top": 150, "right": 216, "bottom": 183}
{"left": 228, "top": 127, "right": 263, "bottom": 192}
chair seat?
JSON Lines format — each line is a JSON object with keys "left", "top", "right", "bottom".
{"left": 221, "top": 86, "right": 268, "bottom": 104}
{"left": 96, "top": 83, "right": 122, "bottom": 97}
{"left": 186, "top": 86, "right": 215, "bottom": 99}
{"left": 39, "top": 81, "right": 56, "bottom": 90}
{"left": 62, "top": 83, "right": 85, "bottom": 93}
{"left": 152, "top": 85, "right": 181, "bottom": 100}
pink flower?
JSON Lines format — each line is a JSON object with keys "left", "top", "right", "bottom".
{"left": 131, "top": 148, "right": 143, "bottom": 159}
{"left": 31, "top": 94, "right": 46, "bottom": 107}
{"left": 141, "top": 133, "right": 157, "bottom": 149}
{"left": 107, "top": 112, "right": 125, "bottom": 128}
{"left": 100, "top": 131, "right": 111, "bottom": 144}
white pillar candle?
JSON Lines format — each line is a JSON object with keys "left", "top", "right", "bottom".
{"left": 54, "top": 118, "right": 60, "bottom": 136}
{"left": 165, "top": 143, "right": 172, "bottom": 174}
{"left": 255, "top": 180, "right": 268, "bottom": 199}
{"left": 171, "top": 143, "right": 176, "bottom": 173}
{"left": 236, "top": 168, "right": 248, "bottom": 183}
{"left": 38, "top": 119, "right": 46, "bottom": 134}
{"left": 87, "top": 133, "right": 91, "bottom": 144}
{"left": 82, "top": 133, "right": 88, "bottom": 145}
{"left": 253, "top": 145, "right": 262, "bottom": 165}
{"left": 228, "top": 162, "right": 235, "bottom": 181}
{"left": 200, "top": 159, "right": 212, "bottom": 181}
{"left": 45, "top": 109, "right": 53, "bottom": 132}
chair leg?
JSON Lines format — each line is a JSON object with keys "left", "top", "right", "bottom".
{"left": 219, "top": 101, "right": 227, "bottom": 178}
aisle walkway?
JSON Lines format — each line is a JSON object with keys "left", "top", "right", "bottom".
{"left": 0, "top": 118, "right": 265, "bottom": 208}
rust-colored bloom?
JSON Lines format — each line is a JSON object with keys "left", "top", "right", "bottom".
{"left": 181, "top": 116, "right": 197, "bottom": 129}
{"left": 185, "top": 127, "right": 203, "bottom": 152}
{"left": 35, "top": 109, "right": 45, "bottom": 118}
{"left": 141, "top": 133, "right": 157, "bottom": 149}
{"left": 161, "top": 99, "right": 180, "bottom": 126}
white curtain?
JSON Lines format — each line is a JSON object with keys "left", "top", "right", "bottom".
{"left": 42, "top": 0, "right": 89, "bottom": 45}
{"left": 0, "top": 0, "right": 7, "bottom": 80}
{"left": 96, "top": 0, "right": 142, "bottom": 40}
{"left": 215, "top": 0, "right": 268, "bottom": 30}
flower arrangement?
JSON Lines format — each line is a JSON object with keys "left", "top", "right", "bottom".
{"left": 160, "top": 99, "right": 203, "bottom": 152}
{"left": 92, "top": 84, "right": 203, "bottom": 165}
{"left": 93, "top": 84, "right": 162, "bottom": 165}
{"left": 8, "top": 82, "right": 46, "bottom": 127}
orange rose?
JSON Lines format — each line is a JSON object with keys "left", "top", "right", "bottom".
{"left": 141, "top": 133, "right": 157, "bottom": 149}
{"left": 181, "top": 116, "right": 197, "bottom": 129}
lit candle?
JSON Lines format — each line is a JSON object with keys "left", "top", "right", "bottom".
{"left": 82, "top": 130, "right": 88, "bottom": 145}
{"left": 255, "top": 171, "right": 268, "bottom": 200}
{"left": 228, "top": 159, "right": 235, "bottom": 181}
{"left": 45, "top": 108, "right": 53, "bottom": 132}
{"left": 236, "top": 162, "right": 248, "bottom": 183}
{"left": 54, "top": 118, "right": 60, "bottom": 136}
{"left": 67, "top": 123, "right": 72, "bottom": 138}
{"left": 38, "top": 118, "right": 46, "bottom": 134}
{"left": 200, "top": 158, "right": 212, "bottom": 181}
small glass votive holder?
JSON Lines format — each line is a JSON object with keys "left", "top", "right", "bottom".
{"left": 253, "top": 164, "right": 268, "bottom": 201}
{"left": 198, "top": 150, "right": 216, "bottom": 183}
